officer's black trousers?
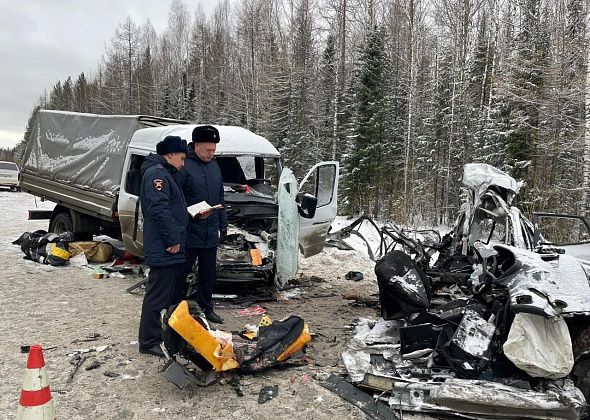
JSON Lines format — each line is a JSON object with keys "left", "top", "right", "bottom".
{"left": 138, "top": 262, "right": 186, "bottom": 349}
{"left": 185, "top": 246, "right": 217, "bottom": 315}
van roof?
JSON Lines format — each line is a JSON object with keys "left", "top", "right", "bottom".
{"left": 130, "top": 125, "right": 281, "bottom": 158}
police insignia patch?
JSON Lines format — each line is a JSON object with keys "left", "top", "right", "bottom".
{"left": 153, "top": 178, "right": 164, "bottom": 191}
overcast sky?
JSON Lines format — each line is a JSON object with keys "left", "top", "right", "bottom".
{"left": 0, "top": 0, "right": 218, "bottom": 149}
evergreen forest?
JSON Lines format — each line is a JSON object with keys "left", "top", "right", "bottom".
{"left": 16, "top": 0, "right": 590, "bottom": 224}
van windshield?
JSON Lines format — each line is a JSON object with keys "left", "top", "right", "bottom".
{"left": 217, "top": 156, "right": 280, "bottom": 188}
{"left": 0, "top": 162, "right": 18, "bottom": 171}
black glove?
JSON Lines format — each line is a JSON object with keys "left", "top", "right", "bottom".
{"left": 219, "top": 227, "right": 228, "bottom": 242}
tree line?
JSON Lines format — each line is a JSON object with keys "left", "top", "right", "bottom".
{"left": 16, "top": 0, "right": 590, "bottom": 224}
{"left": 0, "top": 148, "right": 16, "bottom": 162}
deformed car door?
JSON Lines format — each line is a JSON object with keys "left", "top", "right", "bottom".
{"left": 275, "top": 168, "right": 300, "bottom": 288}
{"left": 532, "top": 213, "right": 590, "bottom": 265}
{"left": 298, "top": 161, "right": 339, "bottom": 258}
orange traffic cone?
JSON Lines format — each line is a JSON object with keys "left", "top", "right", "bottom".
{"left": 16, "top": 345, "right": 56, "bottom": 419}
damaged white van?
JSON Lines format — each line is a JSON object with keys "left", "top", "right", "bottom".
{"left": 20, "top": 111, "right": 339, "bottom": 288}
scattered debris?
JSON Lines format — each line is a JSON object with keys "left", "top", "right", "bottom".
{"left": 229, "top": 375, "right": 244, "bottom": 397}
{"left": 103, "top": 371, "right": 120, "bottom": 378}
{"left": 159, "top": 300, "right": 313, "bottom": 389}
{"left": 278, "top": 288, "right": 302, "bottom": 300}
{"left": 212, "top": 294, "right": 239, "bottom": 300}
{"left": 67, "top": 354, "right": 87, "bottom": 383}
{"left": 344, "top": 271, "right": 364, "bottom": 282}
{"left": 160, "top": 359, "right": 217, "bottom": 389}
{"left": 85, "top": 360, "right": 102, "bottom": 371}
{"left": 67, "top": 344, "right": 109, "bottom": 357}
{"left": 20, "top": 345, "right": 57, "bottom": 353}
{"left": 322, "top": 374, "right": 397, "bottom": 420}
{"left": 342, "top": 293, "right": 379, "bottom": 308}
{"left": 69, "top": 253, "right": 88, "bottom": 267}
{"left": 236, "top": 305, "right": 267, "bottom": 317}
{"left": 258, "top": 385, "right": 278, "bottom": 404}
{"left": 12, "top": 231, "right": 73, "bottom": 266}
{"left": 91, "top": 268, "right": 108, "bottom": 279}
{"left": 101, "top": 264, "right": 136, "bottom": 274}
{"left": 71, "top": 333, "right": 107, "bottom": 344}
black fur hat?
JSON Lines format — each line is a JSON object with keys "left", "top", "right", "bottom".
{"left": 192, "top": 125, "right": 220, "bottom": 143}
{"left": 156, "top": 135, "right": 189, "bottom": 155}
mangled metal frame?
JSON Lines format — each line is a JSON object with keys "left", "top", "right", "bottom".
{"left": 332, "top": 163, "right": 590, "bottom": 418}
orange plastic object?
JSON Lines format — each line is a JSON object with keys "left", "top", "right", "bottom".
{"left": 250, "top": 248, "right": 262, "bottom": 266}
{"left": 168, "top": 300, "right": 239, "bottom": 372}
{"left": 277, "top": 323, "right": 312, "bottom": 362}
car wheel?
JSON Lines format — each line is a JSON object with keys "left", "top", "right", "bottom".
{"left": 49, "top": 211, "right": 74, "bottom": 234}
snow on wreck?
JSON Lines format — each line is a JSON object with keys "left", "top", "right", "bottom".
{"left": 328, "top": 163, "right": 590, "bottom": 419}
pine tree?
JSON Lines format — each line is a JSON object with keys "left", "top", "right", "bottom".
{"left": 341, "top": 26, "right": 391, "bottom": 216}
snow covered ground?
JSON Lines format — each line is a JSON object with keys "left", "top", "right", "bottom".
{"left": 0, "top": 191, "right": 386, "bottom": 419}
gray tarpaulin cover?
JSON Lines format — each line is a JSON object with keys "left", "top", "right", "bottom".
{"left": 22, "top": 110, "right": 146, "bottom": 197}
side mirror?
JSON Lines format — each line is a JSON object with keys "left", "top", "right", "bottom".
{"left": 297, "top": 193, "right": 317, "bottom": 219}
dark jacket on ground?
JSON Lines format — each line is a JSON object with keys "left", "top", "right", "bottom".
{"left": 177, "top": 150, "right": 228, "bottom": 248}
{"left": 140, "top": 153, "right": 188, "bottom": 267}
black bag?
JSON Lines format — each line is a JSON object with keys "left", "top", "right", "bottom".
{"left": 13, "top": 230, "right": 73, "bottom": 266}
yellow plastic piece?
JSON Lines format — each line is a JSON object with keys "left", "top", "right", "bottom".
{"left": 277, "top": 323, "right": 311, "bottom": 362}
{"left": 259, "top": 314, "right": 272, "bottom": 327}
{"left": 168, "top": 300, "right": 239, "bottom": 372}
{"left": 49, "top": 244, "right": 71, "bottom": 260}
{"left": 243, "top": 331, "right": 257, "bottom": 340}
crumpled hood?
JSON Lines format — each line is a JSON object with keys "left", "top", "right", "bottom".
{"left": 494, "top": 244, "right": 590, "bottom": 317}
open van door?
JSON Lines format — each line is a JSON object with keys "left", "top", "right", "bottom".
{"left": 275, "top": 168, "right": 300, "bottom": 288}
{"left": 298, "top": 161, "right": 339, "bottom": 257}
{"left": 118, "top": 151, "right": 146, "bottom": 257}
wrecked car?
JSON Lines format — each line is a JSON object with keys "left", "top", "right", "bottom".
{"left": 333, "top": 163, "right": 590, "bottom": 418}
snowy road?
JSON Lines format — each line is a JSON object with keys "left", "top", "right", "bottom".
{"left": 1, "top": 191, "right": 386, "bottom": 419}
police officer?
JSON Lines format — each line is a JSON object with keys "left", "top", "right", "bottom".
{"left": 138, "top": 135, "right": 189, "bottom": 357}
{"left": 178, "top": 125, "right": 228, "bottom": 324}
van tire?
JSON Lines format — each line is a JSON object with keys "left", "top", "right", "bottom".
{"left": 49, "top": 211, "right": 74, "bottom": 235}
{"left": 71, "top": 210, "right": 99, "bottom": 240}
{"left": 50, "top": 208, "right": 99, "bottom": 240}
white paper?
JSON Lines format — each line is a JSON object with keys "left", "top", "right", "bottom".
{"left": 187, "top": 200, "right": 223, "bottom": 217}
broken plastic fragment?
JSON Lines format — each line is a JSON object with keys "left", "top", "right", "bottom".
{"left": 258, "top": 385, "right": 279, "bottom": 403}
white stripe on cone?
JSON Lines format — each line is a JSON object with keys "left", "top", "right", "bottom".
{"left": 16, "top": 404, "right": 56, "bottom": 420}
{"left": 21, "top": 368, "right": 50, "bottom": 391}
{"left": 16, "top": 358, "right": 56, "bottom": 419}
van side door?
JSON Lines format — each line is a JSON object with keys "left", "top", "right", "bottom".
{"left": 118, "top": 151, "right": 146, "bottom": 257}
{"left": 298, "top": 161, "right": 339, "bottom": 257}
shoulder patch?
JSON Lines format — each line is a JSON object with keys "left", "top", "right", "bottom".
{"left": 153, "top": 178, "right": 164, "bottom": 191}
